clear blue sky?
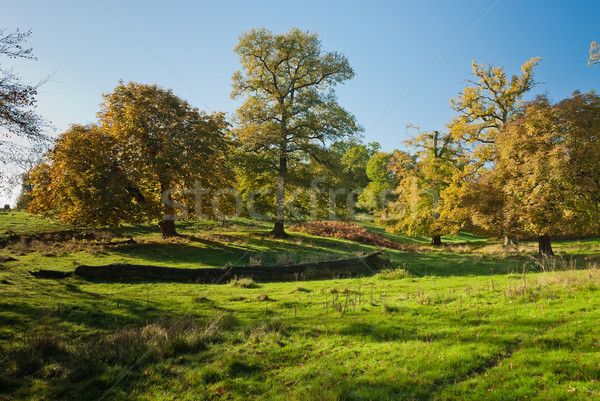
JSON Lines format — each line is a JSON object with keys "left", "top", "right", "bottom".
{"left": 2, "top": 0, "right": 599, "bottom": 192}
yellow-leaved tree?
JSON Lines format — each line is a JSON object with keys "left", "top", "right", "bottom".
{"left": 28, "top": 124, "right": 139, "bottom": 226}
{"left": 380, "top": 131, "right": 464, "bottom": 245}
{"left": 492, "top": 92, "right": 600, "bottom": 255}
{"left": 28, "top": 82, "right": 232, "bottom": 237}
{"left": 449, "top": 57, "right": 540, "bottom": 246}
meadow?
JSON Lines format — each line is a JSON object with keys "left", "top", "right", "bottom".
{"left": 1, "top": 210, "right": 600, "bottom": 400}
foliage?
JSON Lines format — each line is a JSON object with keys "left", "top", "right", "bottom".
{"left": 27, "top": 124, "right": 140, "bottom": 226}
{"left": 381, "top": 131, "right": 464, "bottom": 242}
{"left": 231, "top": 27, "right": 361, "bottom": 235}
{"left": 493, "top": 93, "right": 600, "bottom": 246}
{"left": 0, "top": 28, "right": 50, "bottom": 200}
{"left": 357, "top": 151, "right": 397, "bottom": 212}
{"left": 589, "top": 41, "right": 599, "bottom": 66}
{"left": 448, "top": 58, "right": 540, "bottom": 242}
{"left": 448, "top": 57, "right": 540, "bottom": 165}
{"left": 28, "top": 82, "right": 231, "bottom": 230}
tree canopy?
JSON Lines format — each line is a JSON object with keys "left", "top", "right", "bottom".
{"left": 472, "top": 92, "right": 600, "bottom": 255}
{"left": 28, "top": 82, "right": 231, "bottom": 236}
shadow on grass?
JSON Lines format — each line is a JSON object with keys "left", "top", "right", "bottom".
{"left": 107, "top": 232, "right": 374, "bottom": 268}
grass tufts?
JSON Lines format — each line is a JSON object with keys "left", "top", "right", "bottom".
{"left": 229, "top": 277, "right": 260, "bottom": 288}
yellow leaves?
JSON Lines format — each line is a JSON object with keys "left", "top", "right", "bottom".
{"left": 589, "top": 41, "right": 600, "bottom": 66}
{"left": 28, "top": 82, "right": 232, "bottom": 227}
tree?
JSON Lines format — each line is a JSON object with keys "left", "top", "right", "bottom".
{"left": 449, "top": 57, "right": 540, "bottom": 245}
{"left": 0, "top": 29, "right": 48, "bottom": 168}
{"left": 358, "top": 151, "right": 396, "bottom": 213}
{"left": 0, "top": 29, "right": 50, "bottom": 203}
{"left": 589, "top": 41, "right": 599, "bottom": 66}
{"left": 28, "top": 82, "right": 231, "bottom": 236}
{"left": 493, "top": 93, "right": 600, "bottom": 256}
{"left": 28, "top": 124, "right": 140, "bottom": 226}
{"left": 381, "top": 131, "right": 463, "bottom": 245}
{"left": 231, "top": 27, "right": 361, "bottom": 238}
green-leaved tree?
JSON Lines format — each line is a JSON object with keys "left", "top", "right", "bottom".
{"left": 231, "top": 27, "right": 361, "bottom": 238}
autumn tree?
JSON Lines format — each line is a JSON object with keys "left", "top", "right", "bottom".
{"left": 449, "top": 57, "right": 540, "bottom": 245}
{"left": 28, "top": 82, "right": 231, "bottom": 237}
{"left": 28, "top": 124, "right": 139, "bottom": 226}
{"left": 231, "top": 27, "right": 361, "bottom": 238}
{"left": 494, "top": 93, "right": 600, "bottom": 256}
{"left": 381, "top": 131, "right": 464, "bottom": 245}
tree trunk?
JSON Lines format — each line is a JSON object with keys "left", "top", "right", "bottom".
{"left": 503, "top": 235, "right": 518, "bottom": 247}
{"left": 159, "top": 219, "right": 177, "bottom": 238}
{"left": 270, "top": 220, "right": 289, "bottom": 239}
{"left": 538, "top": 235, "right": 554, "bottom": 256}
{"left": 270, "top": 146, "right": 288, "bottom": 239}
{"left": 431, "top": 235, "right": 442, "bottom": 246}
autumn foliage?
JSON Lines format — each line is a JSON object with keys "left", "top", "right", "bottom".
{"left": 288, "top": 221, "right": 418, "bottom": 252}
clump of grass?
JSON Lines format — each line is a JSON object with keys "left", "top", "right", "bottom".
{"left": 41, "top": 363, "right": 67, "bottom": 379}
{"left": 534, "top": 264, "right": 600, "bottom": 288}
{"left": 249, "top": 254, "right": 263, "bottom": 266}
{"left": 447, "top": 244, "right": 472, "bottom": 253}
{"left": 229, "top": 277, "right": 259, "bottom": 288}
{"left": 292, "top": 285, "right": 311, "bottom": 293}
{"left": 257, "top": 292, "right": 270, "bottom": 302}
{"left": 276, "top": 253, "right": 296, "bottom": 265}
{"left": 376, "top": 267, "right": 412, "bottom": 280}
{"left": 0, "top": 254, "right": 17, "bottom": 263}
{"left": 204, "top": 312, "right": 238, "bottom": 341}
{"left": 198, "top": 367, "right": 221, "bottom": 384}
{"left": 4, "top": 334, "right": 67, "bottom": 377}
{"left": 32, "top": 334, "right": 66, "bottom": 358}
{"left": 382, "top": 304, "right": 399, "bottom": 314}
{"left": 224, "top": 359, "right": 259, "bottom": 378}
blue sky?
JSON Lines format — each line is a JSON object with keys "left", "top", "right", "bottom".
{"left": 1, "top": 1, "right": 599, "bottom": 198}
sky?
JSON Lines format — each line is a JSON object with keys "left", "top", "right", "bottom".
{"left": 1, "top": 0, "right": 599, "bottom": 203}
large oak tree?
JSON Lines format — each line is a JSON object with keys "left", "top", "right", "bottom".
{"left": 28, "top": 82, "right": 231, "bottom": 237}
{"left": 231, "top": 27, "right": 361, "bottom": 238}
{"left": 490, "top": 92, "right": 600, "bottom": 255}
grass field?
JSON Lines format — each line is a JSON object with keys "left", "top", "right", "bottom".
{"left": 1, "top": 211, "right": 600, "bottom": 400}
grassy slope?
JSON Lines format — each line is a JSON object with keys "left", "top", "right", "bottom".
{"left": 1, "top": 211, "right": 600, "bottom": 400}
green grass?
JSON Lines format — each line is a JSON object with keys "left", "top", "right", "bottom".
{"left": 2, "top": 211, "right": 600, "bottom": 400}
